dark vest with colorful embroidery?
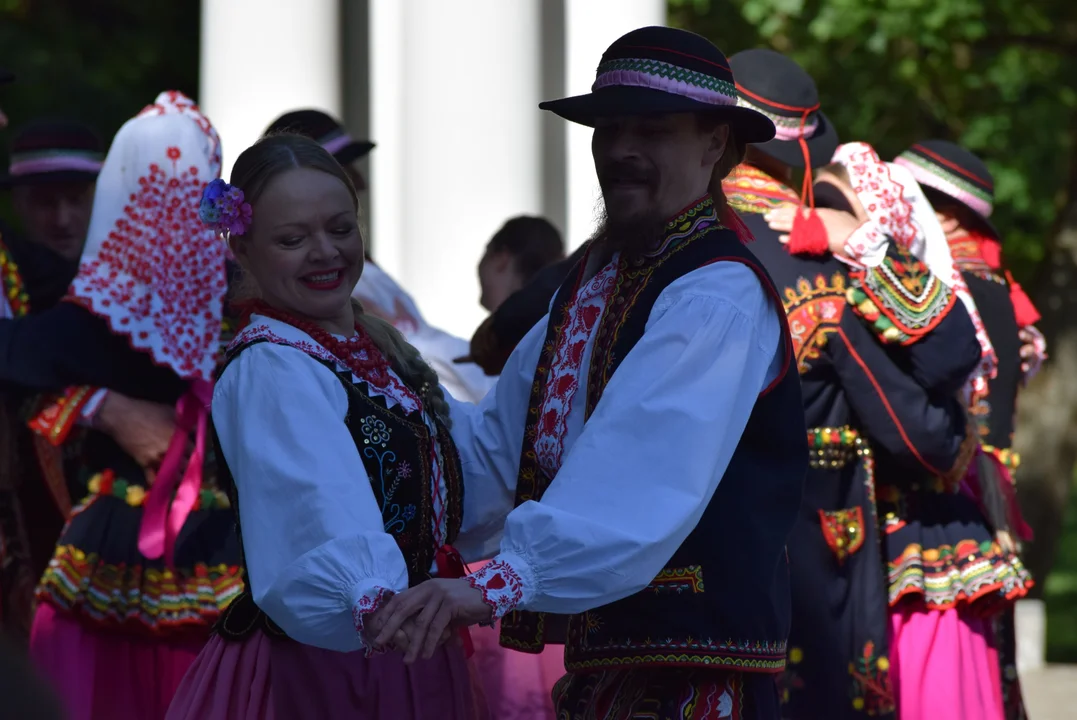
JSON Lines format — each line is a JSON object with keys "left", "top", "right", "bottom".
{"left": 499, "top": 200, "right": 808, "bottom": 674}
{"left": 213, "top": 336, "right": 465, "bottom": 641}
{"left": 962, "top": 271, "right": 1021, "bottom": 449}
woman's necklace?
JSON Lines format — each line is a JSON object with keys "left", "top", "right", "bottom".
{"left": 248, "top": 300, "right": 392, "bottom": 388}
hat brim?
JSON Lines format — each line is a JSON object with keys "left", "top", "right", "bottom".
{"left": 333, "top": 141, "right": 376, "bottom": 166}
{"left": 540, "top": 86, "right": 776, "bottom": 144}
{"left": 752, "top": 111, "right": 839, "bottom": 170}
{"left": 0, "top": 170, "right": 100, "bottom": 188}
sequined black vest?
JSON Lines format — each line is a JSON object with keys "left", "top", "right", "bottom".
{"left": 213, "top": 337, "right": 464, "bottom": 641}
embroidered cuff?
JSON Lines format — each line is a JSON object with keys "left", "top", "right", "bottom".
{"left": 28, "top": 386, "right": 100, "bottom": 446}
{"left": 465, "top": 552, "right": 531, "bottom": 621}
{"left": 80, "top": 389, "right": 109, "bottom": 424}
{"left": 349, "top": 582, "right": 395, "bottom": 652}
{"left": 843, "top": 223, "right": 887, "bottom": 269}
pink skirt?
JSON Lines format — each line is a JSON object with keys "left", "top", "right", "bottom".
{"left": 469, "top": 622, "right": 565, "bottom": 719}
{"left": 888, "top": 606, "right": 1004, "bottom": 720}
{"left": 30, "top": 603, "right": 204, "bottom": 720}
{"left": 167, "top": 631, "right": 486, "bottom": 720}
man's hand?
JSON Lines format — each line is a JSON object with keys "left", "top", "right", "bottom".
{"left": 374, "top": 578, "right": 492, "bottom": 663}
{"left": 1018, "top": 325, "right": 1047, "bottom": 383}
{"left": 93, "top": 393, "right": 179, "bottom": 470}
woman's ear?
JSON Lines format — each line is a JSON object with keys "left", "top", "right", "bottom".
{"left": 228, "top": 235, "right": 249, "bottom": 267}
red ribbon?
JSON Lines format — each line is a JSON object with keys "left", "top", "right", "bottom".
{"left": 435, "top": 544, "right": 475, "bottom": 658}
{"left": 137, "top": 379, "right": 213, "bottom": 565}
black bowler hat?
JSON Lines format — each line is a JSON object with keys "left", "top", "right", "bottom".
{"left": 729, "top": 49, "right": 838, "bottom": 169}
{"left": 894, "top": 140, "right": 998, "bottom": 238}
{"left": 265, "top": 109, "right": 375, "bottom": 165}
{"left": 1, "top": 119, "right": 104, "bottom": 187}
{"left": 540, "top": 26, "right": 775, "bottom": 143}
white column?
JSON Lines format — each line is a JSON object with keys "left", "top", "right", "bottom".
{"left": 370, "top": 0, "right": 544, "bottom": 338}
{"left": 563, "top": 0, "right": 667, "bottom": 249}
{"left": 199, "top": 0, "right": 341, "bottom": 178}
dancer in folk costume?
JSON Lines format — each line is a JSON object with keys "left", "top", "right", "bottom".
{"left": 265, "top": 109, "right": 496, "bottom": 402}
{"left": 789, "top": 142, "right": 1033, "bottom": 720}
{"left": 0, "top": 91, "right": 242, "bottom": 719}
{"left": 375, "top": 27, "right": 808, "bottom": 719}
{"left": 167, "top": 133, "right": 490, "bottom": 720}
{"left": 724, "top": 51, "right": 982, "bottom": 720}
{"left": 895, "top": 140, "right": 1044, "bottom": 719}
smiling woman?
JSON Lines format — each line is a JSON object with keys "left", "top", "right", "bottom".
{"left": 166, "top": 133, "right": 491, "bottom": 720}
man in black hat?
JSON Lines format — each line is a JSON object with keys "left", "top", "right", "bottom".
{"left": 719, "top": 50, "right": 985, "bottom": 719}
{"left": 896, "top": 140, "right": 1039, "bottom": 720}
{"left": 4, "top": 119, "right": 103, "bottom": 262}
{"left": 265, "top": 109, "right": 374, "bottom": 192}
{"left": 376, "top": 26, "right": 807, "bottom": 718}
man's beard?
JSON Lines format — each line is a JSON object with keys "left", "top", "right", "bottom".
{"left": 590, "top": 200, "right": 667, "bottom": 262}
{"left": 593, "top": 161, "right": 666, "bottom": 260}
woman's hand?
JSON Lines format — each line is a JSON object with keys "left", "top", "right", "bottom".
{"left": 764, "top": 206, "right": 861, "bottom": 256}
{"left": 374, "top": 578, "right": 493, "bottom": 663}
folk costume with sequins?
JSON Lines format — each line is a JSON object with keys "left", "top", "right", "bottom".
{"left": 896, "top": 140, "right": 1039, "bottom": 720}
{"left": 167, "top": 304, "right": 488, "bottom": 720}
{"left": 0, "top": 93, "right": 242, "bottom": 720}
{"left": 723, "top": 52, "right": 982, "bottom": 719}
{"left": 448, "top": 28, "right": 809, "bottom": 719}
{"left": 830, "top": 144, "right": 1032, "bottom": 720}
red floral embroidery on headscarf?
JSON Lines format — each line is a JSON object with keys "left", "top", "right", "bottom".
{"left": 66, "top": 91, "right": 227, "bottom": 382}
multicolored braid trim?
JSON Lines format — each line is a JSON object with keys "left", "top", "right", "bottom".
{"left": 894, "top": 151, "right": 993, "bottom": 219}
{"left": 735, "top": 96, "right": 819, "bottom": 141}
{"left": 593, "top": 57, "right": 737, "bottom": 106}
{"left": 9, "top": 148, "right": 104, "bottom": 177}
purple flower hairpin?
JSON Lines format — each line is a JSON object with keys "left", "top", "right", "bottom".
{"left": 199, "top": 178, "right": 253, "bottom": 237}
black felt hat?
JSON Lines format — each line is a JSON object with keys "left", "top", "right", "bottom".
{"left": 894, "top": 140, "right": 997, "bottom": 237}
{"left": 265, "top": 109, "right": 375, "bottom": 165}
{"left": 1, "top": 118, "right": 104, "bottom": 187}
{"left": 540, "top": 26, "right": 775, "bottom": 144}
{"left": 728, "top": 49, "right": 838, "bottom": 169}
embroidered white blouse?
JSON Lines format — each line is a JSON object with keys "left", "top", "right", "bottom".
{"left": 450, "top": 258, "right": 785, "bottom": 618}
{"left": 213, "top": 315, "right": 464, "bottom": 653}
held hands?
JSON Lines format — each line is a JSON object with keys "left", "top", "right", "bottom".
{"left": 373, "top": 578, "right": 493, "bottom": 663}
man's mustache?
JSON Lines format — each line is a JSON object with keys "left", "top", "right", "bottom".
{"left": 598, "top": 162, "right": 657, "bottom": 187}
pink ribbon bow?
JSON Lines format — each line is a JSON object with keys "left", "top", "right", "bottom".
{"left": 137, "top": 379, "right": 213, "bottom": 564}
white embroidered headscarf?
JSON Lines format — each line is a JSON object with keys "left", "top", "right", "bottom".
{"left": 830, "top": 141, "right": 997, "bottom": 389}
{"left": 67, "top": 91, "right": 227, "bottom": 382}
{"left": 66, "top": 91, "right": 227, "bottom": 564}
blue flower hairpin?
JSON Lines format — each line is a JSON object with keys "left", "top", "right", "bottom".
{"left": 199, "top": 178, "right": 252, "bottom": 237}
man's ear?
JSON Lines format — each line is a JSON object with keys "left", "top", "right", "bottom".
{"left": 936, "top": 212, "right": 961, "bottom": 235}
{"left": 704, "top": 124, "right": 730, "bottom": 168}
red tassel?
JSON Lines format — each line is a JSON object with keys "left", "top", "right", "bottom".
{"left": 1005, "top": 271, "right": 1041, "bottom": 327}
{"left": 980, "top": 239, "right": 1003, "bottom": 270}
{"left": 721, "top": 204, "right": 755, "bottom": 244}
{"left": 435, "top": 544, "right": 475, "bottom": 658}
{"left": 787, "top": 209, "right": 829, "bottom": 256}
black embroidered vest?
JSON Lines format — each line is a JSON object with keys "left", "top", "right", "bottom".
{"left": 213, "top": 336, "right": 465, "bottom": 641}
{"left": 499, "top": 199, "right": 808, "bottom": 673}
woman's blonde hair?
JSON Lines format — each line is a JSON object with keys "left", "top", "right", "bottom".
{"left": 228, "top": 133, "right": 451, "bottom": 427}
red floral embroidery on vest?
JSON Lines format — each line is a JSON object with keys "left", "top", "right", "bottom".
{"left": 534, "top": 261, "right": 618, "bottom": 478}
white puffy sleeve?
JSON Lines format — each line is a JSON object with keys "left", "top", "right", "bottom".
{"left": 447, "top": 319, "right": 548, "bottom": 562}
{"left": 212, "top": 342, "right": 409, "bottom": 652}
{"left": 462, "top": 263, "right": 783, "bottom": 617}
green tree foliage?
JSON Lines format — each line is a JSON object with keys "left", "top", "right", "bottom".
{"left": 669, "top": 0, "right": 1077, "bottom": 281}
{"left": 0, "top": 0, "right": 200, "bottom": 154}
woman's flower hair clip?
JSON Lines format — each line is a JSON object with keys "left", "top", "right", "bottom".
{"left": 199, "top": 178, "right": 253, "bottom": 237}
